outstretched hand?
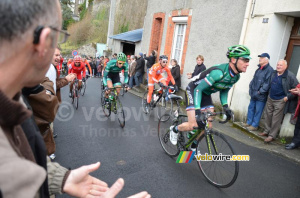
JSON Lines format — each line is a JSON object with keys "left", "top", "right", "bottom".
{"left": 63, "top": 162, "right": 109, "bottom": 197}
{"left": 101, "top": 178, "right": 151, "bottom": 198}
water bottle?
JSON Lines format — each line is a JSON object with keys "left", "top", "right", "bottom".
{"left": 187, "top": 129, "right": 197, "bottom": 139}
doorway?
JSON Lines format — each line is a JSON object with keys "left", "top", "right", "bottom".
{"left": 286, "top": 18, "right": 300, "bottom": 76}
{"left": 122, "top": 42, "right": 135, "bottom": 56}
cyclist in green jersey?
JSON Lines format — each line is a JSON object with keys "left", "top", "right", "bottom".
{"left": 169, "top": 45, "right": 251, "bottom": 150}
{"left": 103, "top": 52, "right": 129, "bottom": 99}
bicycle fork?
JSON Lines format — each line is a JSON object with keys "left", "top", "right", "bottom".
{"left": 205, "top": 130, "right": 219, "bottom": 156}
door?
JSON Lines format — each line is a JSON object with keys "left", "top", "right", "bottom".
{"left": 286, "top": 18, "right": 300, "bottom": 76}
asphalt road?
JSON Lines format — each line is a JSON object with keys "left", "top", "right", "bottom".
{"left": 55, "top": 78, "right": 300, "bottom": 198}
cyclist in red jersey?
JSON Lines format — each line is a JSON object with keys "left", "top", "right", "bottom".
{"left": 146, "top": 55, "right": 177, "bottom": 112}
{"left": 69, "top": 55, "right": 86, "bottom": 97}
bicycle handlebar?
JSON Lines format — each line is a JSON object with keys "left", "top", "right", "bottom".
{"left": 193, "top": 111, "right": 234, "bottom": 130}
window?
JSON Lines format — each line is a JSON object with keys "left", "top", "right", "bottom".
{"left": 171, "top": 23, "right": 187, "bottom": 65}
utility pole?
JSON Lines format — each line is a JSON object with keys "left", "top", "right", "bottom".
{"left": 106, "top": 0, "right": 116, "bottom": 50}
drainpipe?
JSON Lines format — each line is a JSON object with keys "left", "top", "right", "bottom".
{"left": 228, "top": 0, "right": 253, "bottom": 107}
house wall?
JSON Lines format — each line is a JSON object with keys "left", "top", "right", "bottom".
{"left": 230, "top": 1, "right": 300, "bottom": 122}
{"left": 141, "top": 0, "right": 300, "bottom": 128}
{"left": 141, "top": 0, "right": 248, "bottom": 102}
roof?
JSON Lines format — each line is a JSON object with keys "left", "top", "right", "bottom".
{"left": 109, "top": 29, "right": 143, "bottom": 43}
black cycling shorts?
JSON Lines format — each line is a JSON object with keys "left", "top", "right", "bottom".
{"left": 185, "top": 81, "right": 213, "bottom": 111}
{"left": 107, "top": 72, "right": 121, "bottom": 86}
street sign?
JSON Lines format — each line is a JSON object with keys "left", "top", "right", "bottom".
{"left": 72, "top": 50, "right": 78, "bottom": 56}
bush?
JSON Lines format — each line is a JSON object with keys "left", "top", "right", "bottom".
{"left": 67, "top": 6, "right": 109, "bottom": 46}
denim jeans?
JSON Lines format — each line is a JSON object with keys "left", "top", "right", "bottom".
{"left": 246, "top": 99, "right": 266, "bottom": 127}
{"left": 134, "top": 72, "right": 142, "bottom": 86}
{"left": 147, "top": 68, "right": 149, "bottom": 83}
{"left": 129, "top": 76, "right": 135, "bottom": 88}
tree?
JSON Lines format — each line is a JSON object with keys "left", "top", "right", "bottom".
{"left": 60, "top": 0, "right": 75, "bottom": 30}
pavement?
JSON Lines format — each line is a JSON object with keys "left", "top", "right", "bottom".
{"left": 128, "top": 83, "right": 300, "bottom": 165}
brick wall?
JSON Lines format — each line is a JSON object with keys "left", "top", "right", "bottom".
{"left": 148, "top": 13, "right": 165, "bottom": 60}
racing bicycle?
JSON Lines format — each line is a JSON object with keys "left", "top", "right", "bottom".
{"left": 158, "top": 111, "right": 239, "bottom": 188}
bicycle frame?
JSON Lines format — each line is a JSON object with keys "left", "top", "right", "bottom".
{"left": 177, "top": 112, "right": 225, "bottom": 153}
{"left": 151, "top": 86, "right": 174, "bottom": 107}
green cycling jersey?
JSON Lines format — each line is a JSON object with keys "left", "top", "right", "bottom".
{"left": 103, "top": 59, "right": 129, "bottom": 86}
{"left": 191, "top": 63, "right": 240, "bottom": 110}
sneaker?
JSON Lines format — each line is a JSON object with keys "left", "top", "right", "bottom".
{"left": 69, "top": 92, "right": 72, "bottom": 98}
{"left": 241, "top": 122, "right": 250, "bottom": 127}
{"left": 169, "top": 126, "right": 178, "bottom": 145}
{"left": 247, "top": 126, "right": 258, "bottom": 131}
{"left": 49, "top": 154, "right": 56, "bottom": 160}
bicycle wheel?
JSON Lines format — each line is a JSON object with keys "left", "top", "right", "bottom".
{"left": 158, "top": 114, "right": 181, "bottom": 157}
{"left": 142, "top": 91, "right": 149, "bottom": 114}
{"left": 74, "top": 89, "right": 79, "bottom": 110}
{"left": 156, "top": 97, "right": 173, "bottom": 122}
{"left": 115, "top": 98, "right": 125, "bottom": 128}
{"left": 81, "top": 81, "right": 86, "bottom": 96}
{"left": 196, "top": 130, "right": 239, "bottom": 188}
{"left": 100, "top": 90, "right": 111, "bottom": 117}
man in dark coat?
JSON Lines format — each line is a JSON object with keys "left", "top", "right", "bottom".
{"left": 243, "top": 53, "right": 274, "bottom": 131}
{"left": 259, "top": 59, "right": 298, "bottom": 142}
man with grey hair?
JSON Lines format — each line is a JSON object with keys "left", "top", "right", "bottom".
{"left": 259, "top": 59, "right": 298, "bottom": 142}
{"left": 0, "top": 0, "right": 150, "bottom": 198}
{"left": 242, "top": 53, "right": 273, "bottom": 131}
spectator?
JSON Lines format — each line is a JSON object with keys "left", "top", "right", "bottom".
{"left": 46, "top": 47, "right": 76, "bottom": 102}
{"left": 144, "top": 50, "right": 157, "bottom": 82}
{"left": 97, "top": 56, "right": 104, "bottom": 77}
{"left": 168, "top": 59, "right": 181, "bottom": 90}
{"left": 127, "top": 55, "right": 131, "bottom": 64}
{"left": 0, "top": 0, "right": 150, "bottom": 197}
{"left": 22, "top": 77, "right": 59, "bottom": 156}
{"left": 286, "top": 84, "right": 300, "bottom": 149}
{"left": 128, "top": 55, "right": 137, "bottom": 89}
{"left": 259, "top": 59, "right": 298, "bottom": 142}
{"left": 90, "top": 57, "right": 98, "bottom": 77}
{"left": 134, "top": 52, "right": 145, "bottom": 88}
{"left": 242, "top": 53, "right": 274, "bottom": 131}
{"left": 112, "top": 53, "right": 117, "bottom": 60}
{"left": 187, "top": 55, "right": 206, "bottom": 79}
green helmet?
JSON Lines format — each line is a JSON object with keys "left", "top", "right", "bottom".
{"left": 226, "top": 45, "right": 251, "bottom": 59}
{"left": 117, "top": 52, "right": 127, "bottom": 62}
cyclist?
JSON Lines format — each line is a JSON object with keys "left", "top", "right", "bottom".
{"left": 103, "top": 52, "right": 129, "bottom": 100}
{"left": 169, "top": 45, "right": 251, "bottom": 151}
{"left": 68, "top": 55, "right": 87, "bottom": 97}
{"left": 146, "top": 55, "right": 177, "bottom": 112}
{"left": 82, "top": 56, "right": 93, "bottom": 77}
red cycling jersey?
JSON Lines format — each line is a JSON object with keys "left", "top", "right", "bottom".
{"left": 69, "top": 61, "right": 86, "bottom": 80}
{"left": 147, "top": 63, "right": 175, "bottom": 103}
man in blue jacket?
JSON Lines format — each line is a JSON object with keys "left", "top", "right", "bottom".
{"left": 242, "top": 53, "right": 274, "bottom": 131}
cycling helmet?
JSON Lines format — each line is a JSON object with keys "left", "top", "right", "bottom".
{"left": 227, "top": 45, "right": 251, "bottom": 73}
{"left": 226, "top": 45, "right": 251, "bottom": 59}
{"left": 117, "top": 52, "right": 127, "bottom": 62}
{"left": 159, "top": 55, "right": 168, "bottom": 60}
{"left": 74, "top": 55, "right": 81, "bottom": 62}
